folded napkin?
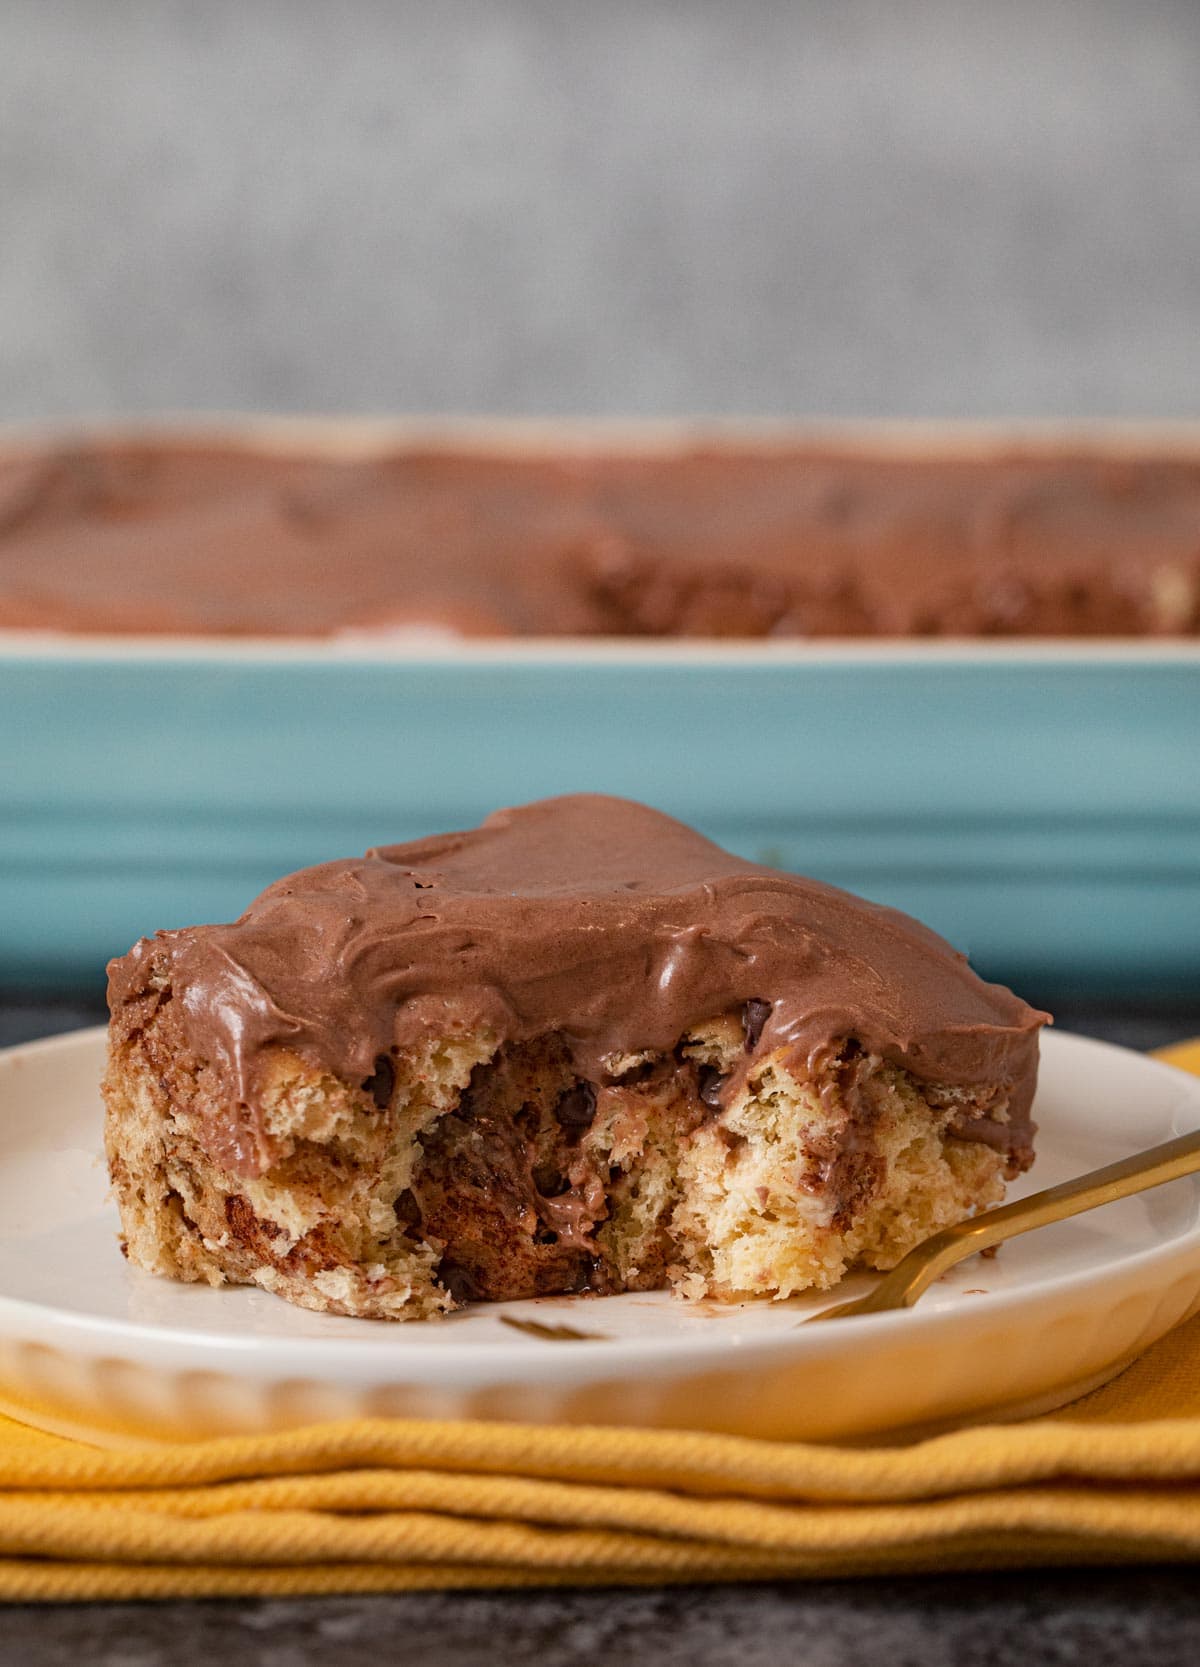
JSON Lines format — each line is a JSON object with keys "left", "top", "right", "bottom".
{"left": 4, "top": 1039, "right": 1200, "bottom": 1603}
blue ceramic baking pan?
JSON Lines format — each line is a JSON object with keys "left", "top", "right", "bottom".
{"left": 2, "top": 420, "right": 1199, "bottom": 994}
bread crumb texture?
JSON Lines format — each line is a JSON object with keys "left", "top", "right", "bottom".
{"left": 104, "top": 989, "right": 1014, "bottom": 1320}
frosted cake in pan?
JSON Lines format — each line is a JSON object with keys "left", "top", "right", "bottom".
{"left": 2, "top": 433, "right": 1198, "bottom": 637}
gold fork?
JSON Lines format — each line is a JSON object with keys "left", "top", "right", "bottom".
{"left": 807, "top": 1125, "right": 1200, "bottom": 1322}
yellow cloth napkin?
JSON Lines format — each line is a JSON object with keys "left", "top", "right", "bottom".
{"left": 4, "top": 1038, "right": 1200, "bottom": 1602}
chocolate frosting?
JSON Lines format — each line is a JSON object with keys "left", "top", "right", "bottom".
{"left": 108, "top": 795, "right": 1048, "bottom": 1177}
{"left": 3, "top": 438, "right": 1199, "bottom": 636}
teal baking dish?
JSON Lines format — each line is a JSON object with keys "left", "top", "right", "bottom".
{"left": 2, "top": 637, "right": 1198, "bottom": 993}
{"left": 2, "top": 420, "right": 1199, "bottom": 993}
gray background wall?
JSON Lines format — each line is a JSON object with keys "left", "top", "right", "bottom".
{"left": 2, "top": 0, "right": 1199, "bottom": 422}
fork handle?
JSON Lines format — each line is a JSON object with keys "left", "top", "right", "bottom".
{"left": 843, "top": 1124, "right": 1200, "bottom": 1318}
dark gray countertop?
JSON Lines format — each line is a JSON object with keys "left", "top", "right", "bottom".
{"left": 3, "top": 991, "right": 1199, "bottom": 1663}
{"left": 5, "top": 1575, "right": 1200, "bottom": 1667}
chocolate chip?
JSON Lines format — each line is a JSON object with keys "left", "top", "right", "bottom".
{"left": 362, "top": 1053, "right": 395, "bottom": 1110}
{"left": 697, "top": 1065, "right": 728, "bottom": 1109}
{"left": 438, "top": 1259, "right": 482, "bottom": 1303}
{"left": 555, "top": 1082, "right": 597, "bottom": 1130}
{"left": 607, "top": 1059, "right": 655, "bottom": 1086}
{"left": 742, "top": 998, "right": 771, "bottom": 1052}
{"left": 532, "top": 1165, "right": 570, "bottom": 1198}
{"left": 567, "top": 1257, "right": 598, "bottom": 1294}
{"left": 393, "top": 1189, "right": 422, "bottom": 1230}
{"left": 457, "top": 1061, "right": 491, "bottom": 1119}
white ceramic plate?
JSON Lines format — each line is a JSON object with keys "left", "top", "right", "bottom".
{"left": 1, "top": 1026, "right": 1198, "bottom": 1447}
